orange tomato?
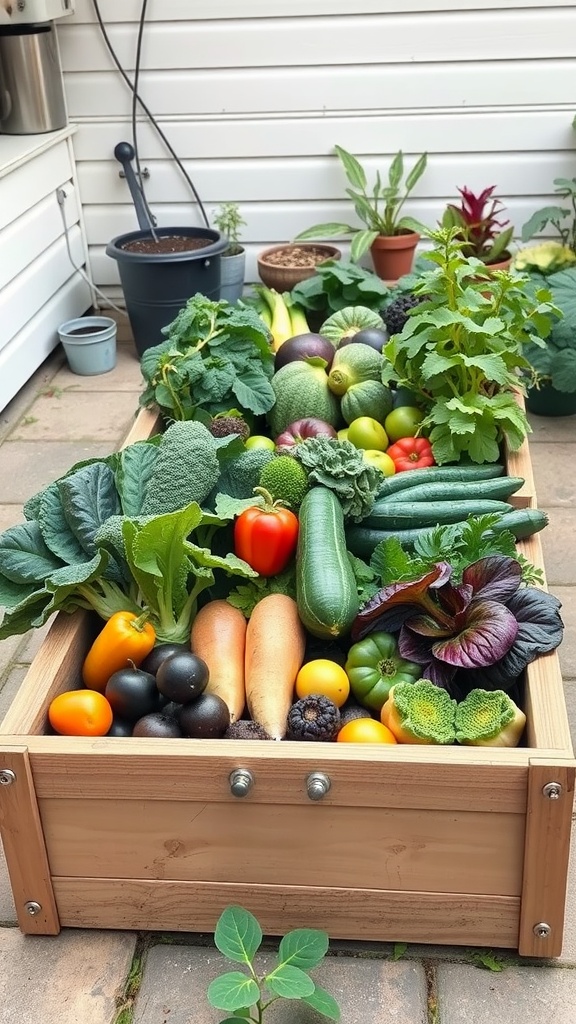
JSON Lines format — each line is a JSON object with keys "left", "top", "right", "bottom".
{"left": 295, "top": 659, "right": 350, "bottom": 708}
{"left": 48, "top": 689, "right": 114, "bottom": 737}
{"left": 337, "top": 718, "right": 398, "bottom": 744}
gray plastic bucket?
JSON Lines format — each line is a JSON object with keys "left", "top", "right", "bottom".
{"left": 58, "top": 316, "right": 117, "bottom": 376}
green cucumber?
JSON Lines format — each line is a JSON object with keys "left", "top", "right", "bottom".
{"left": 296, "top": 487, "right": 359, "bottom": 638}
{"left": 365, "top": 499, "right": 513, "bottom": 530}
{"left": 484, "top": 507, "right": 549, "bottom": 539}
{"left": 373, "top": 476, "right": 525, "bottom": 506}
{"left": 375, "top": 463, "right": 505, "bottom": 499}
{"left": 346, "top": 524, "right": 423, "bottom": 558}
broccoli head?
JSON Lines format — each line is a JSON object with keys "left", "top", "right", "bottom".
{"left": 455, "top": 688, "right": 526, "bottom": 747}
{"left": 258, "top": 454, "right": 309, "bottom": 510}
{"left": 381, "top": 679, "right": 457, "bottom": 745}
{"left": 140, "top": 420, "right": 221, "bottom": 515}
{"left": 212, "top": 446, "right": 275, "bottom": 502}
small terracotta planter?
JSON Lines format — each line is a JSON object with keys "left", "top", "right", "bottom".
{"left": 370, "top": 232, "right": 420, "bottom": 282}
{"left": 257, "top": 243, "right": 341, "bottom": 291}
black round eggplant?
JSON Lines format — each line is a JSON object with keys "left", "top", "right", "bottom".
{"left": 105, "top": 665, "right": 162, "bottom": 722}
{"left": 155, "top": 650, "right": 209, "bottom": 704}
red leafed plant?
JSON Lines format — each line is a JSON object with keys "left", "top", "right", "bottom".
{"left": 441, "top": 185, "right": 514, "bottom": 265}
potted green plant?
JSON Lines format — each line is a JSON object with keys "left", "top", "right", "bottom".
{"left": 520, "top": 176, "right": 576, "bottom": 257}
{"left": 382, "top": 226, "right": 559, "bottom": 463}
{"left": 520, "top": 265, "right": 576, "bottom": 416}
{"left": 440, "top": 185, "right": 515, "bottom": 269}
{"left": 212, "top": 202, "right": 247, "bottom": 303}
{"left": 295, "top": 147, "right": 428, "bottom": 281}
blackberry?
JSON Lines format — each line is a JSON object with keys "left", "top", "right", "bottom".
{"left": 287, "top": 694, "right": 341, "bottom": 741}
{"left": 382, "top": 294, "right": 425, "bottom": 336}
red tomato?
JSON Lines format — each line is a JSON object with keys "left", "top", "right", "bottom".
{"left": 234, "top": 493, "right": 299, "bottom": 576}
{"left": 48, "top": 689, "right": 114, "bottom": 737}
{"left": 386, "top": 437, "right": 435, "bottom": 472}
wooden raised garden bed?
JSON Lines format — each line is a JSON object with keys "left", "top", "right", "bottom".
{"left": 0, "top": 409, "right": 573, "bottom": 957}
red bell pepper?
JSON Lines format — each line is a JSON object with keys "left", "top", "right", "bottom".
{"left": 234, "top": 488, "right": 299, "bottom": 576}
{"left": 386, "top": 436, "right": 435, "bottom": 472}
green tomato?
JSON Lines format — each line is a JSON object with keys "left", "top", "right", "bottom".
{"left": 344, "top": 631, "right": 422, "bottom": 712}
{"left": 363, "top": 449, "right": 396, "bottom": 477}
{"left": 245, "top": 434, "right": 275, "bottom": 451}
{"left": 337, "top": 428, "right": 349, "bottom": 442}
{"left": 347, "top": 416, "right": 388, "bottom": 452}
{"left": 384, "top": 406, "right": 424, "bottom": 443}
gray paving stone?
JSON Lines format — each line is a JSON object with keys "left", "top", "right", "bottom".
{"left": 550, "top": 588, "right": 576, "bottom": 679}
{"left": 529, "top": 444, "right": 576, "bottom": 506}
{"left": 8, "top": 389, "right": 141, "bottom": 444}
{"left": 0, "top": 841, "right": 17, "bottom": 925}
{"left": 0, "top": 505, "right": 24, "bottom": 532}
{"left": 436, "top": 961, "right": 576, "bottom": 1024}
{"left": 527, "top": 411, "right": 576, "bottom": 443}
{"left": 0, "top": 351, "right": 64, "bottom": 443}
{"left": 557, "top": 816, "right": 576, "bottom": 965}
{"left": 14, "top": 619, "right": 55, "bottom": 666}
{"left": 0, "top": 633, "right": 30, "bottom": 682}
{"left": 0, "top": 666, "right": 28, "bottom": 726}
{"left": 133, "top": 944, "right": 428, "bottom": 1024}
{"left": 0, "top": 926, "right": 136, "bottom": 1024}
{"left": 539, "top": 507, "right": 576, "bottom": 586}
{"left": 51, "top": 341, "right": 144, "bottom": 393}
{"left": 0, "top": 441, "right": 117, "bottom": 503}
{"left": 561, "top": 679, "right": 576, "bottom": 759}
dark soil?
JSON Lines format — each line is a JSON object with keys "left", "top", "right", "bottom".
{"left": 263, "top": 246, "right": 334, "bottom": 268}
{"left": 121, "top": 236, "right": 213, "bottom": 255}
{"left": 66, "top": 326, "right": 105, "bottom": 336}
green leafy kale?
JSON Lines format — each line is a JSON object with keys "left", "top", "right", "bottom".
{"left": 293, "top": 437, "right": 382, "bottom": 522}
{"left": 138, "top": 294, "right": 275, "bottom": 422}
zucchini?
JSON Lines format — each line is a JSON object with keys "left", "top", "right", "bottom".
{"left": 374, "top": 476, "right": 525, "bottom": 506}
{"left": 484, "top": 507, "right": 549, "bottom": 540}
{"left": 296, "top": 487, "right": 359, "bottom": 638}
{"left": 365, "top": 499, "right": 513, "bottom": 530}
{"left": 375, "top": 463, "right": 505, "bottom": 499}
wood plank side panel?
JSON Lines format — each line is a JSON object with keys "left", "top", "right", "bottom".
{"left": 52, "top": 876, "right": 520, "bottom": 949}
{"left": 518, "top": 759, "right": 575, "bottom": 957}
{"left": 39, "top": 797, "right": 525, "bottom": 896}
{"left": 0, "top": 748, "right": 59, "bottom": 934}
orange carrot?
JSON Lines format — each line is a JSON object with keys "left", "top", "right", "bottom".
{"left": 191, "top": 600, "right": 247, "bottom": 724}
{"left": 244, "top": 594, "right": 306, "bottom": 739}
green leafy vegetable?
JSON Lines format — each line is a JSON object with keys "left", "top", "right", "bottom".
{"left": 290, "top": 260, "right": 389, "bottom": 315}
{"left": 139, "top": 295, "right": 275, "bottom": 422}
{"left": 293, "top": 437, "right": 382, "bottom": 522}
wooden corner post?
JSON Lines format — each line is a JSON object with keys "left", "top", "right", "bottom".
{"left": 0, "top": 746, "right": 60, "bottom": 934}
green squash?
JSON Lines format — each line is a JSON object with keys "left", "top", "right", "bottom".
{"left": 328, "top": 344, "right": 382, "bottom": 396}
{"left": 341, "top": 379, "right": 394, "bottom": 425}
{"left": 268, "top": 360, "right": 340, "bottom": 437}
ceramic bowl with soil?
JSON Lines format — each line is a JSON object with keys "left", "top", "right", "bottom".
{"left": 257, "top": 243, "right": 341, "bottom": 290}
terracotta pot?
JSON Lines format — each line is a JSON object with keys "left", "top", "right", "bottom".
{"left": 370, "top": 232, "right": 420, "bottom": 282}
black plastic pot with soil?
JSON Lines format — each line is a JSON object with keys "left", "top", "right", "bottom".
{"left": 106, "top": 144, "right": 227, "bottom": 358}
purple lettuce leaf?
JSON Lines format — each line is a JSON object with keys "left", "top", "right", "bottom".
{"left": 436, "top": 581, "right": 473, "bottom": 617}
{"left": 464, "top": 588, "right": 564, "bottom": 690}
{"left": 351, "top": 563, "right": 454, "bottom": 641}
{"left": 403, "top": 613, "right": 455, "bottom": 639}
{"left": 431, "top": 599, "right": 518, "bottom": 668}
{"left": 461, "top": 555, "right": 522, "bottom": 603}
{"left": 396, "top": 628, "right": 458, "bottom": 689}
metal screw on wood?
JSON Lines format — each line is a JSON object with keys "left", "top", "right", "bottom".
{"left": 24, "top": 902, "right": 42, "bottom": 916}
{"left": 0, "top": 769, "right": 16, "bottom": 786}
{"left": 542, "top": 782, "right": 563, "bottom": 800}
{"left": 533, "top": 922, "right": 551, "bottom": 938}
{"left": 306, "top": 772, "right": 331, "bottom": 801}
{"left": 229, "top": 768, "right": 254, "bottom": 797}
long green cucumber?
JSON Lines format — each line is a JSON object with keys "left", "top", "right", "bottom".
{"left": 296, "top": 487, "right": 359, "bottom": 638}
{"left": 484, "top": 507, "right": 549, "bottom": 539}
{"left": 375, "top": 463, "right": 505, "bottom": 499}
{"left": 347, "top": 507, "right": 549, "bottom": 560}
{"left": 365, "top": 499, "right": 513, "bottom": 530}
{"left": 373, "top": 475, "right": 525, "bottom": 506}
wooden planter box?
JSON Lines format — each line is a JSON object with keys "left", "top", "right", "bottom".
{"left": 0, "top": 410, "right": 573, "bottom": 957}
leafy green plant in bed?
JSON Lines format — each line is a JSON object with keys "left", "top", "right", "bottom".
{"left": 520, "top": 266, "right": 576, "bottom": 393}
{"left": 382, "top": 226, "right": 559, "bottom": 464}
{"left": 290, "top": 259, "right": 390, "bottom": 316}
{"left": 207, "top": 905, "right": 340, "bottom": 1023}
{"left": 139, "top": 294, "right": 275, "bottom": 423}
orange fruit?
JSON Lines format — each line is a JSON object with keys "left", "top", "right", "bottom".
{"left": 48, "top": 689, "right": 114, "bottom": 737}
{"left": 337, "top": 718, "right": 398, "bottom": 744}
{"left": 295, "top": 659, "right": 350, "bottom": 708}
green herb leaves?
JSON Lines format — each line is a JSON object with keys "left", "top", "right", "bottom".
{"left": 382, "top": 228, "right": 560, "bottom": 464}
{"left": 208, "top": 906, "right": 340, "bottom": 1022}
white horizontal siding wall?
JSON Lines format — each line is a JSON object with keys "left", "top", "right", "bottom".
{"left": 58, "top": 0, "right": 576, "bottom": 298}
